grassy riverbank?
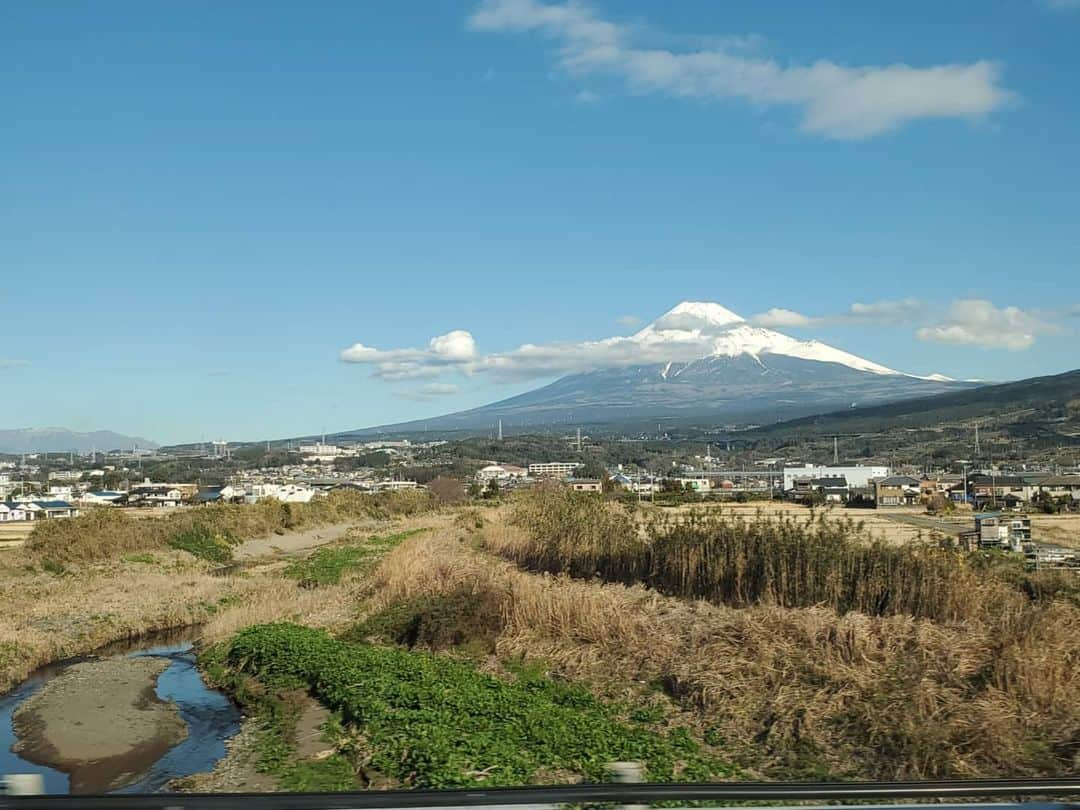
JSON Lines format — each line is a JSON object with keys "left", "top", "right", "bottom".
{"left": 353, "top": 497, "right": 1080, "bottom": 781}
{"left": 6, "top": 487, "right": 1079, "bottom": 791}
{"left": 206, "top": 623, "right": 735, "bottom": 788}
{"left": 24, "top": 490, "right": 432, "bottom": 565}
{"left": 0, "top": 509, "right": 441, "bottom": 693}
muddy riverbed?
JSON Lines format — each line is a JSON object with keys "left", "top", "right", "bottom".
{"left": 0, "top": 632, "right": 241, "bottom": 794}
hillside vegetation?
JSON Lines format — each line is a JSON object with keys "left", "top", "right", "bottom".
{"left": 741, "top": 368, "right": 1080, "bottom": 465}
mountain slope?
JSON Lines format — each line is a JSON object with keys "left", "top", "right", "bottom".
{"left": 0, "top": 428, "right": 159, "bottom": 454}
{"left": 744, "top": 367, "right": 1080, "bottom": 439}
{"left": 337, "top": 301, "right": 977, "bottom": 437}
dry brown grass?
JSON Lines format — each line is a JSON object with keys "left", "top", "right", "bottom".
{"left": 25, "top": 489, "right": 434, "bottom": 565}
{"left": 0, "top": 512, "right": 446, "bottom": 692}
{"left": 0, "top": 550, "right": 230, "bottom": 691}
{"left": 366, "top": 521, "right": 1080, "bottom": 780}
{"left": 498, "top": 486, "right": 1002, "bottom": 623}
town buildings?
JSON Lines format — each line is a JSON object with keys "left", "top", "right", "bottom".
{"left": 527, "top": 462, "right": 582, "bottom": 479}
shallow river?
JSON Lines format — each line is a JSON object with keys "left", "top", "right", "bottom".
{"left": 0, "top": 631, "right": 241, "bottom": 794}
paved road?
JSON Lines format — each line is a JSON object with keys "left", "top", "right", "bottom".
{"left": 877, "top": 512, "right": 967, "bottom": 536}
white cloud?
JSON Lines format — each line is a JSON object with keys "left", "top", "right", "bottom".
{"left": 467, "top": 0, "right": 1013, "bottom": 139}
{"left": 0, "top": 359, "right": 29, "bottom": 369}
{"left": 750, "top": 299, "right": 925, "bottom": 328}
{"left": 575, "top": 88, "right": 600, "bottom": 103}
{"left": 1042, "top": 0, "right": 1080, "bottom": 10}
{"left": 395, "top": 382, "right": 461, "bottom": 401}
{"left": 846, "top": 297, "right": 924, "bottom": 324}
{"left": 422, "top": 382, "right": 460, "bottom": 395}
{"left": 750, "top": 308, "right": 821, "bottom": 328}
{"left": 616, "top": 314, "right": 642, "bottom": 327}
{"left": 340, "top": 330, "right": 477, "bottom": 379}
{"left": 429, "top": 330, "right": 477, "bottom": 361}
{"left": 342, "top": 324, "right": 719, "bottom": 383}
{"left": 916, "top": 299, "right": 1049, "bottom": 350}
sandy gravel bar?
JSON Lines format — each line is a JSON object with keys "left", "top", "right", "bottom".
{"left": 12, "top": 657, "right": 188, "bottom": 793}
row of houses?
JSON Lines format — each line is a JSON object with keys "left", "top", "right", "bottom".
{"left": 786, "top": 466, "right": 1080, "bottom": 510}
{"left": 0, "top": 499, "right": 79, "bottom": 522}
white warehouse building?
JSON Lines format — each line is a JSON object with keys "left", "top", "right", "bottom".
{"left": 783, "top": 464, "right": 890, "bottom": 490}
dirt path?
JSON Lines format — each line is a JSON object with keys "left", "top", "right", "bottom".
{"left": 12, "top": 657, "right": 187, "bottom": 793}
{"left": 233, "top": 521, "right": 373, "bottom": 560}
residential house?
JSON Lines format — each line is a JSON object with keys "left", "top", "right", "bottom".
{"left": 1, "top": 500, "right": 78, "bottom": 520}
{"left": 568, "top": 478, "right": 602, "bottom": 493}
{"left": 33, "top": 500, "right": 79, "bottom": 519}
{"left": 0, "top": 503, "right": 28, "bottom": 522}
{"left": 974, "top": 512, "right": 1031, "bottom": 551}
{"left": 77, "top": 490, "right": 126, "bottom": 506}
{"left": 129, "top": 486, "right": 185, "bottom": 508}
{"left": 789, "top": 475, "right": 848, "bottom": 501}
{"left": 968, "top": 474, "right": 1027, "bottom": 509}
{"left": 919, "top": 476, "right": 945, "bottom": 496}
{"left": 1035, "top": 475, "right": 1080, "bottom": 502}
{"left": 874, "top": 475, "right": 921, "bottom": 507}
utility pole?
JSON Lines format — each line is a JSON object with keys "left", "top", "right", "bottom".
{"left": 833, "top": 436, "right": 839, "bottom": 465}
{"left": 497, "top": 420, "right": 503, "bottom": 441}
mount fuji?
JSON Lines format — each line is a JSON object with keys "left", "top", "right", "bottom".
{"left": 340, "top": 302, "right": 977, "bottom": 436}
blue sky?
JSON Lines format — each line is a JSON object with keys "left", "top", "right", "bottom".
{"left": 2, "top": 0, "right": 1078, "bottom": 444}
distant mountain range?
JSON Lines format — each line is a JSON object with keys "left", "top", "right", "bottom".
{"left": 0, "top": 428, "right": 159, "bottom": 455}
{"left": 334, "top": 301, "right": 979, "bottom": 438}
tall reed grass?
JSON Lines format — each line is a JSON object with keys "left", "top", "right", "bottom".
{"left": 500, "top": 485, "right": 1033, "bottom": 623}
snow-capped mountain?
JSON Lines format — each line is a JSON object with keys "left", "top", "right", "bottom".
{"left": 340, "top": 302, "right": 976, "bottom": 436}
{"left": 628, "top": 301, "right": 942, "bottom": 380}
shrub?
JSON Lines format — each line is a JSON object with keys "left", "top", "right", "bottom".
{"left": 168, "top": 526, "right": 235, "bottom": 563}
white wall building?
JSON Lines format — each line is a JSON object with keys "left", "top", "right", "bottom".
{"left": 528, "top": 462, "right": 581, "bottom": 479}
{"left": 475, "top": 464, "right": 528, "bottom": 484}
{"left": 250, "top": 483, "right": 317, "bottom": 503}
{"left": 783, "top": 465, "right": 890, "bottom": 490}
{"left": 372, "top": 480, "right": 418, "bottom": 492}
{"left": 48, "top": 470, "right": 84, "bottom": 482}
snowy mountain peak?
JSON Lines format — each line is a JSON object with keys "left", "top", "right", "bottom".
{"left": 634, "top": 300, "right": 907, "bottom": 378}
{"left": 647, "top": 301, "right": 746, "bottom": 333}
{"left": 664, "top": 301, "right": 746, "bottom": 327}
